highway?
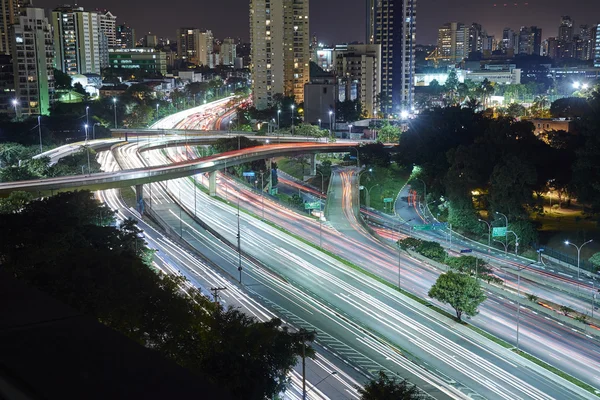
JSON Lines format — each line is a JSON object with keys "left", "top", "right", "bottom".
{"left": 96, "top": 149, "right": 363, "bottom": 400}
{"left": 130, "top": 143, "right": 594, "bottom": 399}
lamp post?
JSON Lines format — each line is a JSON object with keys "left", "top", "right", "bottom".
{"left": 318, "top": 118, "right": 321, "bottom": 129}
{"left": 85, "top": 106, "right": 89, "bottom": 127}
{"left": 478, "top": 218, "right": 491, "bottom": 247}
{"left": 84, "top": 124, "right": 90, "bottom": 174}
{"left": 496, "top": 211, "right": 508, "bottom": 246}
{"left": 112, "top": 98, "right": 117, "bottom": 129}
{"left": 92, "top": 122, "right": 100, "bottom": 140}
{"left": 508, "top": 231, "right": 520, "bottom": 255}
{"left": 365, "top": 183, "right": 379, "bottom": 209}
{"left": 277, "top": 109, "right": 281, "bottom": 130}
{"left": 328, "top": 110, "right": 333, "bottom": 140}
{"left": 565, "top": 239, "right": 593, "bottom": 280}
{"left": 237, "top": 193, "right": 243, "bottom": 284}
{"left": 291, "top": 104, "right": 295, "bottom": 136}
{"left": 348, "top": 124, "right": 353, "bottom": 138}
{"left": 37, "top": 116, "right": 43, "bottom": 154}
{"left": 315, "top": 170, "right": 325, "bottom": 247}
{"left": 259, "top": 171, "right": 265, "bottom": 220}
{"left": 357, "top": 168, "right": 372, "bottom": 208}
{"left": 12, "top": 99, "right": 18, "bottom": 119}
{"left": 156, "top": 103, "right": 159, "bottom": 119}
{"left": 396, "top": 218, "right": 414, "bottom": 290}
{"left": 515, "top": 265, "right": 526, "bottom": 353}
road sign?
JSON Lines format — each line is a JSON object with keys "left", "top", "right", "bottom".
{"left": 349, "top": 156, "right": 357, "bottom": 160}
{"left": 243, "top": 171, "right": 255, "bottom": 177}
{"left": 432, "top": 222, "right": 448, "bottom": 228}
{"left": 413, "top": 224, "right": 432, "bottom": 231}
{"left": 460, "top": 249, "right": 473, "bottom": 253}
{"left": 383, "top": 198, "right": 394, "bottom": 203}
{"left": 492, "top": 227, "right": 507, "bottom": 237}
{"left": 537, "top": 248, "right": 545, "bottom": 253}
{"left": 304, "top": 201, "right": 321, "bottom": 210}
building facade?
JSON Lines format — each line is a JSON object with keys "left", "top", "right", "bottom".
{"left": 221, "top": 37, "right": 236, "bottom": 66}
{"left": 108, "top": 48, "right": 167, "bottom": 75}
{"left": 518, "top": 26, "right": 542, "bottom": 55}
{"left": 176, "top": 28, "right": 212, "bottom": 66}
{"left": 372, "top": 0, "right": 416, "bottom": 115}
{"left": 250, "top": 0, "right": 310, "bottom": 109}
{"left": 11, "top": 7, "right": 54, "bottom": 115}
{"left": 0, "top": 0, "right": 31, "bottom": 55}
{"left": 52, "top": 6, "right": 105, "bottom": 75}
{"left": 594, "top": 24, "right": 600, "bottom": 67}
{"left": 332, "top": 44, "right": 381, "bottom": 117}
{"left": 99, "top": 10, "right": 116, "bottom": 48}
{"left": 437, "top": 22, "right": 469, "bottom": 64}
{"left": 116, "top": 24, "right": 135, "bottom": 48}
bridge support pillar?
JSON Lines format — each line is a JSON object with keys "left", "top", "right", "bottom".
{"left": 309, "top": 154, "right": 317, "bottom": 176}
{"left": 135, "top": 184, "right": 145, "bottom": 214}
{"left": 209, "top": 171, "right": 217, "bottom": 197}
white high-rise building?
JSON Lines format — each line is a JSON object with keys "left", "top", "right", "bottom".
{"left": 99, "top": 10, "right": 117, "bottom": 48}
{"left": 197, "top": 30, "right": 213, "bottom": 67}
{"left": 250, "top": 0, "right": 310, "bottom": 109}
{"left": 11, "top": 7, "right": 54, "bottom": 115}
{"left": 52, "top": 6, "right": 104, "bottom": 75}
{"left": 0, "top": 0, "right": 32, "bottom": 55}
{"left": 221, "top": 37, "right": 236, "bottom": 66}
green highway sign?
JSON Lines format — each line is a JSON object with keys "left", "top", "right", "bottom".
{"left": 383, "top": 198, "right": 394, "bottom": 203}
{"left": 304, "top": 201, "right": 321, "bottom": 210}
{"left": 492, "top": 227, "right": 507, "bottom": 237}
{"left": 413, "top": 224, "right": 432, "bottom": 231}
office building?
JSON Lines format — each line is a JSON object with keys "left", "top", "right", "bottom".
{"left": 249, "top": 0, "right": 310, "bottom": 109}
{"left": 11, "top": 7, "right": 54, "bottom": 115}
{"left": 99, "top": 10, "right": 117, "bottom": 48}
{"left": 116, "top": 24, "right": 135, "bottom": 48}
{"left": 592, "top": 24, "right": 600, "bottom": 68}
{"left": 176, "top": 28, "right": 213, "bottom": 66}
{"left": 197, "top": 30, "right": 213, "bottom": 66}
{"left": 366, "top": 0, "right": 375, "bottom": 44}
{"left": 108, "top": 48, "right": 167, "bottom": 75}
{"left": 371, "top": 0, "right": 416, "bottom": 114}
{"left": 502, "top": 28, "right": 516, "bottom": 50}
{"left": 52, "top": 6, "right": 105, "bottom": 75}
{"left": 221, "top": 37, "right": 236, "bottom": 66}
{"left": 0, "top": 0, "right": 31, "bottom": 54}
{"left": 438, "top": 22, "right": 469, "bottom": 63}
{"left": 0, "top": 54, "right": 13, "bottom": 114}
{"left": 332, "top": 44, "right": 381, "bottom": 117}
{"left": 469, "top": 23, "right": 484, "bottom": 55}
{"left": 518, "top": 26, "right": 542, "bottom": 55}
{"left": 559, "top": 16, "right": 574, "bottom": 43}
{"left": 145, "top": 34, "right": 157, "bottom": 48}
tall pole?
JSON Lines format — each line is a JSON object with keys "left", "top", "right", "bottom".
{"left": 194, "top": 174, "right": 197, "bottom": 217}
{"left": 237, "top": 195, "right": 242, "bottom": 284}
{"left": 329, "top": 110, "right": 333, "bottom": 140}
{"left": 86, "top": 106, "right": 89, "bottom": 127}
{"left": 260, "top": 172, "right": 265, "bottom": 220}
{"left": 316, "top": 170, "right": 325, "bottom": 248}
{"left": 37, "top": 116, "right": 42, "bottom": 154}
{"left": 516, "top": 266, "right": 523, "bottom": 353}
{"left": 565, "top": 239, "right": 593, "bottom": 281}
{"left": 396, "top": 218, "right": 413, "bottom": 290}
{"left": 291, "top": 105, "right": 295, "bottom": 136}
{"left": 113, "top": 98, "right": 117, "bottom": 129}
{"left": 302, "top": 340, "right": 306, "bottom": 400}
{"left": 496, "top": 211, "right": 508, "bottom": 247}
{"left": 479, "top": 219, "right": 491, "bottom": 247}
{"left": 277, "top": 109, "right": 281, "bottom": 130}
{"left": 84, "top": 124, "right": 90, "bottom": 174}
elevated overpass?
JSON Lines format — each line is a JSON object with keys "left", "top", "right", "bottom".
{"left": 0, "top": 142, "right": 358, "bottom": 197}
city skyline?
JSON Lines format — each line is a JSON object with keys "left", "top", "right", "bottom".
{"left": 34, "top": 0, "right": 600, "bottom": 44}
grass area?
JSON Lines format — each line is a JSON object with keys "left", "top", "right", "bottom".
{"left": 277, "top": 157, "right": 310, "bottom": 180}
{"left": 360, "top": 164, "right": 410, "bottom": 213}
{"left": 119, "top": 187, "right": 137, "bottom": 208}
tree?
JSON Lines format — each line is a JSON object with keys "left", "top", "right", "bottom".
{"left": 336, "top": 99, "right": 363, "bottom": 122}
{"left": 589, "top": 253, "right": 600, "bottom": 272}
{"left": 295, "top": 124, "right": 325, "bottom": 138}
{"left": 428, "top": 271, "right": 486, "bottom": 321}
{"left": 53, "top": 68, "right": 72, "bottom": 90}
{"left": 358, "top": 371, "right": 424, "bottom": 400}
{"left": 505, "top": 103, "right": 527, "bottom": 119}
{"left": 378, "top": 122, "right": 401, "bottom": 143}
{"left": 444, "top": 70, "right": 460, "bottom": 104}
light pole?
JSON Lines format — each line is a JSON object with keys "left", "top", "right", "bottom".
{"left": 156, "top": 103, "right": 159, "bottom": 119}
{"left": 12, "top": 99, "right": 18, "bottom": 119}
{"left": 291, "top": 104, "right": 295, "bottom": 136}
{"left": 496, "top": 211, "right": 508, "bottom": 246}
{"left": 259, "top": 171, "right": 265, "bottom": 220}
{"left": 315, "top": 170, "right": 325, "bottom": 247}
{"left": 37, "top": 116, "right": 43, "bottom": 154}
{"left": 508, "top": 231, "right": 520, "bottom": 255}
{"left": 352, "top": 147, "right": 360, "bottom": 167}
{"left": 365, "top": 183, "right": 379, "bottom": 209}
{"left": 515, "top": 265, "right": 527, "bottom": 353}
{"left": 277, "top": 109, "right": 281, "bottom": 130}
{"left": 84, "top": 124, "right": 90, "bottom": 174}
{"left": 85, "top": 106, "right": 89, "bottom": 126}
{"left": 328, "top": 110, "right": 333, "bottom": 140}
{"left": 237, "top": 194, "right": 243, "bottom": 284}
{"left": 318, "top": 118, "right": 321, "bottom": 129}
{"left": 565, "top": 239, "right": 593, "bottom": 280}
{"left": 357, "top": 168, "right": 372, "bottom": 209}
{"left": 396, "top": 218, "right": 414, "bottom": 290}
{"left": 112, "top": 98, "right": 117, "bottom": 129}
{"left": 92, "top": 122, "right": 100, "bottom": 140}
{"left": 478, "top": 218, "right": 491, "bottom": 247}
{"left": 348, "top": 124, "right": 353, "bottom": 138}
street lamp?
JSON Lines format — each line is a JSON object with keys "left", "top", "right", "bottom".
{"left": 37, "top": 116, "right": 43, "bottom": 154}
{"left": 315, "top": 170, "right": 325, "bottom": 247}
{"left": 318, "top": 118, "right": 321, "bottom": 129}
{"left": 495, "top": 211, "right": 508, "bottom": 245}
{"left": 396, "top": 218, "right": 414, "bottom": 290}
{"left": 573, "top": 82, "right": 581, "bottom": 89}
{"left": 84, "top": 124, "right": 90, "bottom": 174}
{"left": 478, "top": 218, "right": 491, "bottom": 247}
{"left": 365, "top": 183, "right": 379, "bottom": 209}
{"left": 277, "top": 109, "right": 281, "bottom": 130}
{"left": 514, "top": 264, "right": 533, "bottom": 353}
{"left": 156, "top": 103, "right": 159, "bottom": 119}
{"left": 112, "top": 98, "right": 117, "bottom": 129}
{"left": 12, "top": 99, "right": 18, "bottom": 118}
{"left": 358, "top": 168, "right": 373, "bottom": 208}
{"left": 92, "top": 122, "right": 100, "bottom": 140}
{"left": 291, "top": 104, "right": 295, "bottom": 136}
{"left": 237, "top": 193, "right": 243, "bottom": 284}
{"left": 565, "top": 239, "right": 593, "bottom": 280}
{"left": 85, "top": 106, "right": 89, "bottom": 126}
{"left": 328, "top": 110, "right": 333, "bottom": 140}
{"left": 348, "top": 124, "right": 353, "bottom": 137}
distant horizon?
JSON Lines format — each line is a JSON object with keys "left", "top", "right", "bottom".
{"left": 33, "top": 0, "right": 599, "bottom": 46}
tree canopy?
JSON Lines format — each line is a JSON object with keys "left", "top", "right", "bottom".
{"left": 358, "top": 371, "right": 424, "bottom": 400}
{"left": 428, "top": 271, "right": 486, "bottom": 321}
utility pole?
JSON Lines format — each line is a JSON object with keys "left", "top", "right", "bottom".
{"left": 210, "top": 287, "right": 227, "bottom": 305}
{"left": 237, "top": 196, "right": 243, "bottom": 284}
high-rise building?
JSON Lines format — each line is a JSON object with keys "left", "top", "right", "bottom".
{"left": 558, "top": 16, "right": 574, "bottom": 42}
{"left": 11, "top": 7, "right": 54, "bottom": 116}
{"left": 145, "top": 34, "right": 157, "bottom": 48}
{"left": 116, "top": 24, "right": 135, "bottom": 49}
{"left": 99, "top": 10, "right": 117, "bottom": 48}
{"left": 437, "top": 22, "right": 469, "bottom": 63}
{"left": 469, "top": 23, "right": 484, "bottom": 55}
{"left": 221, "top": 37, "right": 236, "bottom": 66}
{"left": 52, "top": 6, "right": 104, "bottom": 75}
{"left": 518, "top": 26, "right": 542, "bottom": 55}
{"left": 502, "top": 28, "right": 515, "bottom": 50}
{"left": 546, "top": 37, "right": 560, "bottom": 59}
{"left": 372, "top": 0, "right": 416, "bottom": 114}
{"left": 0, "top": 0, "right": 31, "bottom": 55}
{"left": 366, "top": 0, "right": 375, "bottom": 44}
{"left": 332, "top": 44, "right": 381, "bottom": 117}
{"left": 249, "top": 0, "right": 310, "bottom": 109}
{"left": 176, "top": 28, "right": 213, "bottom": 66}
{"left": 592, "top": 23, "right": 600, "bottom": 68}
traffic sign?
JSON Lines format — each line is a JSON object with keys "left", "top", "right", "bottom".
{"left": 243, "top": 171, "right": 255, "bottom": 177}
{"left": 383, "top": 198, "right": 394, "bottom": 203}
{"left": 349, "top": 156, "right": 357, "bottom": 160}
{"left": 460, "top": 249, "right": 473, "bottom": 253}
{"left": 413, "top": 224, "right": 432, "bottom": 231}
{"left": 432, "top": 222, "right": 447, "bottom": 228}
{"left": 304, "top": 201, "right": 321, "bottom": 210}
{"left": 492, "top": 227, "right": 507, "bottom": 237}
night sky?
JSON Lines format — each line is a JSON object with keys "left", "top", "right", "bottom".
{"left": 34, "top": 0, "right": 600, "bottom": 45}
